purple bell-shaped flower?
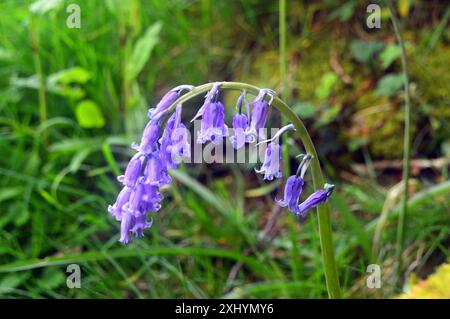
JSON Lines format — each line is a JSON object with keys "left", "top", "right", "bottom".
{"left": 108, "top": 186, "right": 132, "bottom": 221}
{"left": 256, "top": 142, "right": 282, "bottom": 180}
{"left": 247, "top": 89, "right": 275, "bottom": 141}
{"left": 297, "top": 183, "right": 335, "bottom": 217}
{"left": 196, "top": 98, "right": 228, "bottom": 144}
{"left": 160, "top": 104, "right": 191, "bottom": 169}
{"left": 148, "top": 85, "right": 193, "bottom": 121}
{"left": 276, "top": 154, "right": 312, "bottom": 214}
{"left": 230, "top": 91, "right": 252, "bottom": 150}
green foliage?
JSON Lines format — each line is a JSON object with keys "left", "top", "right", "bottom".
{"left": 48, "top": 67, "right": 92, "bottom": 85}
{"left": 126, "top": 22, "right": 162, "bottom": 81}
{"left": 315, "top": 72, "right": 338, "bottom": 100}
{"left": 75, "top": 100, "right": 105, "bottom": 128}
{"left": 375, "top": 73, "right": 404, "bottom": 97}
{"left": 293, "top": 101, "right": 316, "bottom": 119}
{"left": 350, "top": 40, "right": 384, "bottom": 64}
{"left": 29, "top": 0, "right": 63, "bottom": 15}
{"left": 380, "top": 44, "right": 402, "bottom": 69}
{"left": 328, "top": 1, "right": 357, "bottom": 22}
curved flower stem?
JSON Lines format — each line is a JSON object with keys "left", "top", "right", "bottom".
{"left": 387, "top": 0, "right": 412, "bottom": 290}
{"left": 165, "top": 81, "right": 341, "bottom": 298}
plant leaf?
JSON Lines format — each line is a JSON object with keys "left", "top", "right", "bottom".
{"left": 375, "top": 73, "right": 404, "bottom": 97}
{"left": 75, "top": 100, "right": 105, "bottom": 128}
{"left": 380, "top": 44, "right": 401, "bottom": 69}
{"left": 29, "top": 0, "right": 63, "bottom": 14}
{"left": 47, "top": 67, "right": 92, "bottom": 85}
{"left": 126, "top": 22, "right": 162, "bottom": 80}
{"left": 350, "top": 40, "right": 384, "bottom": 63}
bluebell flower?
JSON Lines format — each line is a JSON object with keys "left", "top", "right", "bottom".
{"left": 230, "top": 91, "right": 252, "bottom": 150}
{"left": 276, "top": 175, "right": 304, "bottom": 212}
{"left": 118, "top": 180, "right": 160, "bottom": 243}
{"left": 276, "top": 154, "right": 311, "bottom": 214}
{"left": 111, "top": 86, "right": 196, "bottom": 244}
{"left": 148, "top": 85, "right": 193, "bottom": 121}
{"left": 131, "top": 214, "right": 153, "bottom": 238}
{"left": 256, "top": 142, "right": 282, "bottom": 180}
{"left": 120, "top": 211, "right": 134, "bottom": 244}
{"left": 297, "top": 183, "right": 335, "bottom": 217}
{"left": 117, "top": 153, "right": 143, "bottom": 187}
{"left": 118, "top": 181, "right": 144, "bottom": 243}
{"left": 141, "top": 183, "right": 163, "bottom": 212}
{"left": 124, "top": 181, "right": 145, "bottom": 215}
{"left": 148, "top": 90, "right": 179, "bottom": 121}
{"left": 247, "top": 89, "right": 274, "bottom": 141}
{"left": 230, "top": 113, "right": 249, "bottom": 149}
{"left": 191, "top": 82, "right": 221, "bottom": 122}
{"left": 160, "top": 104, "right": 190, "bottom": 169}
{"left": 143, "top": 151, "right": 172, "bottom": 186}
{"left": 120, "top": 213, "right": 153, "bottom": 243}
{"left": 108, "top": 186, "right": 132, "bottom": 221}
{"left": 196, "top": 100, "right": 228, "bottom": 144}
{"left": 190, "top": 83, "right": 228, "bottom": 144}
{"left": 133, "top": 119, "right": 161, "bottom": 155}
{"left": 255, "top": 124, "right": 295, "bottom": 180}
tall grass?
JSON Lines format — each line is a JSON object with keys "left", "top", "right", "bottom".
{"left": 387, "top": 0, "right": 412, "bottom": 289}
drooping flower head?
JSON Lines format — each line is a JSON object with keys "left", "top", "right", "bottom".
{"left": 276, "top": 154, "right": 312, "bottom": 213}
{"left": 195, "top": 86, "right": 228, "bottom": 144}
{"left": 110, "top": 90, "right": 194, "bottom": 243}
{"left": 160, "top": 104, "right": 191, "bottom": 169}
{"left": 230, "top": 91, "right": 251, "bottom": 150}
{"left": 247, "top": 89, "right": 275, "bottom": 141}
{"left": 297, "top": 183, "right": 335, "bottom": 217}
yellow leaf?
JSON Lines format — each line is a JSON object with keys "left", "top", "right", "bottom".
{"left": 397, "top": 262, "right": 450, "bottom": 299}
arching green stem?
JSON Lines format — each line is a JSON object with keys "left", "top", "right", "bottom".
{"left": 164, "top": 81, "right": 341, "bottom": 298}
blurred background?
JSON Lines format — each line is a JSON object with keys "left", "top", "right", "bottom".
{"left": 0, "top": 0, "right": 448, "bottom": 298}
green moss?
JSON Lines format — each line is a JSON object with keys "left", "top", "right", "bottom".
{"left": 233, "top": 26, "right": 448, "bottom": 159}
{"left": 369, "top": 107, "right": 405, "bottom": 158}
{"left": 234, "top": 28, "right": 350, "bottom": 105}
{"left": 411, "top": 41, "right": 450, "bottom": 140}
{"left": 348, "top": 92, "right": 405, "bottom": 159}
